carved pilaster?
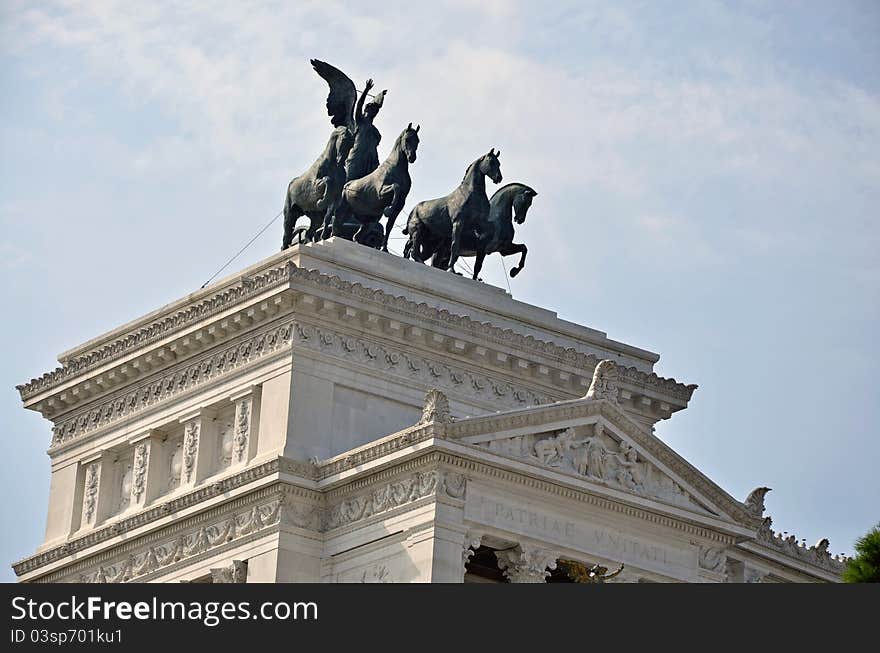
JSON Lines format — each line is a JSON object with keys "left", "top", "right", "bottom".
{"left": 179, "top": 409, "right": 216, "bottom": 488}
{"left": 497, "top": 544, "right": 558, "bottom": 583}
{"left": 128, "top": 430, "right": 164, "bottom": 509}
{"left": 78, "top": 451, "right": 115, "bottom": 529}
{"left": 230, "top": 386, "right": 261, "bottom": 467}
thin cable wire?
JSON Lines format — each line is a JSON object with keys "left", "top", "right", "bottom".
{"left": 200, "top": 210, "right": 283, "bottom": 289}
{"left": 499, "top": 256, "right": 513, "bottom": 295}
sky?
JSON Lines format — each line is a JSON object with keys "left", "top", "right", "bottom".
{"left": 1, "top": 1, "right": 878, "bottom": 581}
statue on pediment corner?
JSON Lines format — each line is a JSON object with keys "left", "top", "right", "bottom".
{"left": 419, "top": 388, "right": 452, "bottom": 425}
{"left": 585, "top": 360, "right": 620, "bottom": 403}
{"left": 744, "top": 486, "right": 771, "bottom": 517}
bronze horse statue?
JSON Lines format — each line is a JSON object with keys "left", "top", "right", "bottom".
{"left": 334, "top": 123, "right": 420, "bottom": 251}
{"left": 423, "top": 183, "right": 537, "bottom": 280}
{"left": 402, "top": 149, "right": 503, "bottom": 272}
{"left": 281, "top": 126, "right": 353, "bottom": 249}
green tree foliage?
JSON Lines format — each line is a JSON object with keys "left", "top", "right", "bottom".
{"left": 842, "top": 522, "right": 880, "bottom": 583}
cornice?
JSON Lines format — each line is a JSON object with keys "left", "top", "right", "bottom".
{"left": 48, "top": 321, "right": 293, "bottom": 451}
{"left": 19, "top": 258, "right": 695, "bottom": 406}
{"left": 18, "top": 261, "right": 296, "bottom": 400}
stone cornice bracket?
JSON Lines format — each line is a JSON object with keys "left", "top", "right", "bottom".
{"left": 497, "top": 544, "right": 558, "bottom": 583}
{"left": 419, "top": 389, "right": 453, "bottom": 426}
{"left": 744, "top": 486, "right": 771, "bottom": 518}
{"left": 585, "top": 359, "right": 619, "bottom": 403}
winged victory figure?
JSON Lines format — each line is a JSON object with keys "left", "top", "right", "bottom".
{"left": 310, "top": 59, "right": 387, "bottom": 182}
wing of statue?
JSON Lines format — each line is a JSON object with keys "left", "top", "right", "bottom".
{"left": 310, "top": 59, "right": 356, "bottom": 130}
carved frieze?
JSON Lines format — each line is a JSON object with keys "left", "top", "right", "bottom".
{"left": 292, "top": 322, "right": 551, "bottom": 409}
{"left": 473, "top": 424, "right": 708, "bottom": 514}
{"left": 49, "top": 323, "right": 292, "bottom": 449}
{"left": 74, "top": 497, "right": 281, "bottom": 583}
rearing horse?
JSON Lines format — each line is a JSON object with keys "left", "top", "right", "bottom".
{"left": 336, "top": 123, "right": 420, "bottom": 251}
{"left": 281, "top": 126, "right": 353, "bottom": 249}
{"left": 403, "top": 149, "right": 502, "bottom": 272}
{"left": 448, "top": 183, "right": 537, "bottom": 280}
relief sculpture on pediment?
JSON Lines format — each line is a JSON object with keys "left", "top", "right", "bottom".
{"left": 478, "top": 424, "right": 707, "bottom": 513}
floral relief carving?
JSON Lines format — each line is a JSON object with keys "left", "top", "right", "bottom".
{"left": 234, "top": 400, "right": 250, "bottom": 463}
{"left": 183, "top": 422, "right": 199, "bottom": 484}
{"left": 323, "top": 471, "right": 439, "bottom": 531}
{"left": 132, "top": 443, "right": 148, "bottom": 502}
{"left": 293, "top": 323, "right": 550, "bottom": 410}
{"left": 83, "top": 463, "right": 100, "bottom": 522}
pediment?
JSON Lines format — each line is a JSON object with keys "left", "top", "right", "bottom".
{"left": 451, "top": 398, "right": 752, "bottom": 525}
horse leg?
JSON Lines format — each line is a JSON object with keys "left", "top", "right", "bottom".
{"left": 315, "top": 176, "right": 330, "bottom": 210}
{"left": 473, "top": 250, "right": 486, "bottom": 281}
{"left": 282, "top": 188, "right": 303, "bottom": 250}
{"left": 447, "top": 219, "right": 464, "bottom": 273}
{"left": 380, "top": 183, "right": 402, "bottom": 252}
{"left": 500, "top": 242, "right": 528, "bottom": 277}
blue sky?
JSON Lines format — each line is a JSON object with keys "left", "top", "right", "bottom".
{"left": 1, "top": 1, "right": 878, "bottom": 580}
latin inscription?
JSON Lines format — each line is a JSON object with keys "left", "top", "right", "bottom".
{"left": 466, "top": 491, "right": 688, "bottom": 574}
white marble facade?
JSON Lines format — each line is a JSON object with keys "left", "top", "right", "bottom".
{"left": 13, "top": 238, "right": 845, "bottom": 583}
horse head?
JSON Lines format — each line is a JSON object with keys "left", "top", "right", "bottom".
{"left": 479, "top": 148, "right": 503, "bottom": 184}
{"left": 512, "top": 185, "right": 537, "bottom": 224}
{"left": 401, "top": 123, "right": 420, "bottom": 164}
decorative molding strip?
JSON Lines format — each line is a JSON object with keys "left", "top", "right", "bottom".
{"left": 70, "top": 496, "right": 282, "bottom": 584}
{"left": 49, "top": 322, "right": 292, "bottom": 449}
{"left": 753, "top": 516, "right": 846, "bottom": 573}
{"left": 292, "top": 322, "right": 551, "bottom": 408}
{"left": 20, "top": 258, "right": 695, "bottom": 404}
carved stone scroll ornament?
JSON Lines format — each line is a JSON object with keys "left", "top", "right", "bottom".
{"left": 698, "top": 546, "right": 727, "bottom": 574}
{"left": 419, "top": 388, "right": 452, "bottom": 425}
{"left": 497, "top": 544, "right": 558, "bottom": 583}
{"left": 585, "top": 359, "right": 620, "bottom": 403}
{"left": 462, "top": 533, "right": 483, "bottom": 572}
